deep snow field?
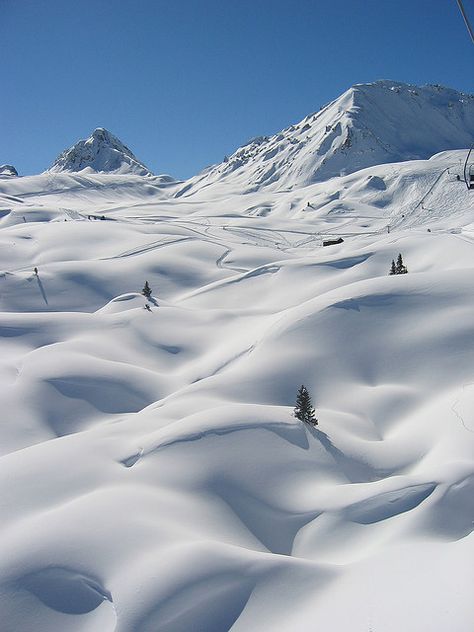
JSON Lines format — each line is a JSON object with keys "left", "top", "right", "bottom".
{"left": 0, "top": 144, "right": 474, "bottom": 631}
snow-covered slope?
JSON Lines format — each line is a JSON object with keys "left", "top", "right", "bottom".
{"left": 179, "top": 81, "right": 474, "bottom": 194}
{"left": 1, "top": 84, "right": 474, "bottom": 632}
{"left": 49, "top": 128, "right": 154, "bottom": 176}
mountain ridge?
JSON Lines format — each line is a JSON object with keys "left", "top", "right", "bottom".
{"left": 44, "top": 81, "right": 474, "bottom": 189}
{"left": 177, "top": 80, "right": 474, "bottom": 195}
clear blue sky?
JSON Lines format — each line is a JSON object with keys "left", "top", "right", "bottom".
{"left": 1, "top": 0, "right": 473, "bottom": 178}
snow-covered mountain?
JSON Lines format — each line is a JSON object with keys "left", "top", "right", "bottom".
{"left": 0, "top": 81, "right": 474, "bottom": 632}
{"left": 179, "top": 80, "right": 474, "bottom": 195}
{"left": 49, "top": 127, "right": 153, "bottom": 176}
{"left": 0, "top": 164, "right": 18, "bottom": 176}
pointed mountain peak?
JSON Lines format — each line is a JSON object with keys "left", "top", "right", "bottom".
{"left": 49, "top": 128, "right": 153, "bottom": 176}
{"left": 91, "top": 127, "right": 113, "bottom": 138}
{"left": 87, "top": 127, "right": 127, "bottom": 147}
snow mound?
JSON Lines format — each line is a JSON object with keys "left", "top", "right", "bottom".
{"left": 49, "top": 128, "right": 153, "bottom": 176}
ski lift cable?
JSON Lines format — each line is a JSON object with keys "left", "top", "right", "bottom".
{"left": 456, "top": 0, "right": 474, "bottom": 44}
{"left": 455, "top": 1, "right": 474, "bottom": 188}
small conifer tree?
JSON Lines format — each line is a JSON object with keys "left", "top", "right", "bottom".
{"left": 294, "top": 385, "right": 317, "bottom": 426}
{"left": 389, "top": 254, "right": 408, "bottom": 275}
{"left": 142, "top": 281, "right": 152, "bottom": 299}
{"left": 395, "top": 253, "right": 408, "bottom": 274}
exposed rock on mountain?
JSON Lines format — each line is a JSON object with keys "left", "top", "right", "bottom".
{"left": 0, "top": 165, "right": 18, "bottom": 176}
{"left": 180, "top": 80, "right": 474, "bottom": 194}
{"left": 49, "top": 128, "right": 152, "bottom": 176}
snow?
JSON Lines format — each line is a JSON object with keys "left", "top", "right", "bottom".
{"left": 0, "top": 81, "right": 473, "bottom": 631}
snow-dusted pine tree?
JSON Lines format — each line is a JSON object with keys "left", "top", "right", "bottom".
{"left": 396, "top": 253, "right": 408, "bottom": 274}
{"left": 142, "top": 281, "right": 152, "bottom": 299}
{"left": 294, "top": 385, "right": 317, "bottom": 426}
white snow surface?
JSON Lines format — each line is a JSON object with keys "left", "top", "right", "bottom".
{"left": 1, "top": 83, "right": 474, "bottom": 632}
{"left": 49, "top": 128, "right": 154, "bottom": 176}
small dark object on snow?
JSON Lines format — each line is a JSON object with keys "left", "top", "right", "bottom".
{"left": 144, "top": 303, "right": 151, "bottom": 311}
{"left": 34, "top": 267, "right": 38, "bottom": 275}
{"left": 323, "top": 237, "right": 344, "bottom": 247}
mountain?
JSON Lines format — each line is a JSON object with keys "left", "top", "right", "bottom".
{"left": 49, "top": 127, "right": 153, "bottom": 176}
{"left": 179, "top": 80, "right": 474, "bottom": 194}
{"left": 0, "top": 164, "right": 18, "bottom": 176}
{"left": 45, "top": 81, "right": 474, "bottom": 188}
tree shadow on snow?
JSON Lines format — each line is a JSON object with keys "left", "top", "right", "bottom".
{"left": 36, "top": 275, "right": 48, "bottom": 305}
{"left": 308, "top": 426, "right": 376, "bottom": 483}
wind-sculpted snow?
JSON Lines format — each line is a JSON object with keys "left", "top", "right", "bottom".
{"left": 0, "top": 142, "right": 473, "bottom": 631}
